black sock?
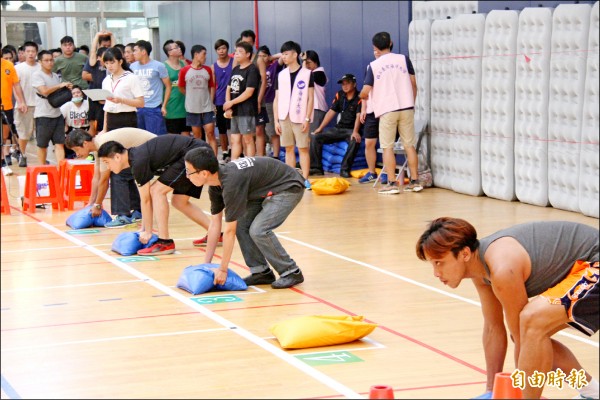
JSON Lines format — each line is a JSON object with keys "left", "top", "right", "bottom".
{"left": 157, "top": 238, "right": 174, "bottom": 244}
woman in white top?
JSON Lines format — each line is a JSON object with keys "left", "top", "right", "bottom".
{"left": 61, "top": 85, "right": 90, "bottom": 132}
{"left": 101, "top": 47, "right": 144, "bottom": 132}
{"left": 302, "top": 50, "right": 328, "bottom": 133}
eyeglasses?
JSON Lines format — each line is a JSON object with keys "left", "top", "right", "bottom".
{"left": 185, "top": 169, "right": 201, "bottom": 177}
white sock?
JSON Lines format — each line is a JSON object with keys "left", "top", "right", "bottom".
{"left": 579, "top": 377, "right": 599, "bottom": 399}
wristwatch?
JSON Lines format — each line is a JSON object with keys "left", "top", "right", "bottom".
{"left": 93, "top": 203, "right": 102, "bottom": 209}
{"left": 305, "top": 117, "right": 310, "bottom": 122}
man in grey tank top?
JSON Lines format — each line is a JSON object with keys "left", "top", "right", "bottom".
{"left": 416, "top": 218, "right": 599, "bottom": 399}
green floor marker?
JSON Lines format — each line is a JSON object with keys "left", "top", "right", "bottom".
{"left": 191, "top": 295, "right": 242, "bottom": 304}
{"left": 117, "top": 255, "right": 159, "bottom": 262}
{"left": 67, "top": 229, "right": 100, "bottom": 235}
{"left": 295, "top": 351, "right": 364, "bottom": 366}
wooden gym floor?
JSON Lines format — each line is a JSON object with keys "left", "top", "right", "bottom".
{"left": 1, "top": 151, "right": 598, "bottom": 399}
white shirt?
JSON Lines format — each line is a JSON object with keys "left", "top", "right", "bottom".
{"left": 101, "top": 71, "right": 144, "bottom": 113}
{"left": 15, "top": 61, "right": 41, "bottom": 106}
{"left": 61, "top": 100, "right": 90, "bottom": 128}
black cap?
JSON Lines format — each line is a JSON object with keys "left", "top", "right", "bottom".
{"left": 337, "top": 73, "right": 356, "bottom": 84}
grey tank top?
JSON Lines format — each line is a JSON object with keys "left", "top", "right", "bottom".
{"left": 478, "top": 221, "right": 599, "bottom": 297}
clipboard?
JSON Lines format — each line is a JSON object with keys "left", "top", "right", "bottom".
{"left": 83, "top": 89, "right": 114, "bottom": 102}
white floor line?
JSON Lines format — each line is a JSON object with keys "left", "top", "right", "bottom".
{"left": 276, "top": 234, "right": 600, "bottom": 349}
{"left": 27, "top": 220, "right": 363, "bottom": 399}
{"left": 1, "top": 279, "right": 141, "bottom": 293}
{"left": 1, "top": 328, "right": 229, "bottom": 352}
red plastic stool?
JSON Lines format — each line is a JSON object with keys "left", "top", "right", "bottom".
{"left": 1, "top": 172, "right": 11, "bottom": 215}
{"left": 23, "top": 165, "right": 64, "bottom": 212}
{"left": 59, "top": 159, "right": 70, "bottom": 194}
{"left": 63, "top": 161, "right": 95, "bottom": 210}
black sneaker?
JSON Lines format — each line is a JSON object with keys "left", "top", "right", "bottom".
{"left": 18, "top": 155, "right": 27, "bottom": 168}
{"left": 243, "top": 270, "right": 276, "bottom": 285}
{"left": 4, "top": 156, "right": 12, "bottom": 166}
{"left": 271, "top": 270, "right": 304, "bottom": 289}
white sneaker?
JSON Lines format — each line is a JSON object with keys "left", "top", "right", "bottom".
{"left": 2, "top": 165, "right": 13, "bottom": 176}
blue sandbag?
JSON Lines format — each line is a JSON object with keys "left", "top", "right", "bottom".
{"left": 66, "top": 205, "right": 112, "bottom": 229}
{"left": 176, "top": 263, "right": 248, "bottom": 295}
{"left": 111, "top": 231, "right": 158, "bottom": 256}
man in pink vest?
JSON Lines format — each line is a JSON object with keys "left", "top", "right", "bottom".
{"left": 273, "top": 41, "right": 314, "bottom": 190}
{"left": 360, "top": 32, "right": 421, "bottom": 194}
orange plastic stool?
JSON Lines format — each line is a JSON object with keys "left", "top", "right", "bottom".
{"left": 63, "top": 161, "right": 95, "bottom": 210}
{"left": 59, "top": 159, "right": 70, "bottom": 194}
{"left": 1, "top": 172, "right": 11, "bottom": 215}
{"left": 22, "top": 165, "right": 64, "bottom": 212}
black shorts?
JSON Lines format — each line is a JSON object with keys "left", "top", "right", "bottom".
{"left": 1, "top": 108, "right": 14, "bottom": 126}
{"left": 165, "top": 118, "right": 191, "bottom": 134}
{"left": 363, "top": 112, "right": 379, "bottom": 139}
{"left": 215, "top": 105, "right": 230, "bottom": 135}
{"left": 88, "top": 100, "right": 104, "bottom": 121}
{"left": 35, "top": 116, "right": 65, "bottom": 148}
{"left": 255, "top": 107, "right": 269, "bottom": 126}
{"left": 106, "top": 111, "right": 137, "bottom": 131}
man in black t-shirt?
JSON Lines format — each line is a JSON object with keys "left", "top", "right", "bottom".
{"left": 98, "top": 135, "right": 212, "bottom": 255}
{"left": 309, "top": 73, "right": 363, "bottom": 178}
{"left": 184, "top": 148, "right": 306, "bottom": 289}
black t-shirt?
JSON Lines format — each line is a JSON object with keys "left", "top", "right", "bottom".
{"left": 312, "top": 70, "right": 327, "bottom": 87}
{"left": 209, "top": 157, "right": 305, "bottom": 222}
{"left": 229, "top": 63, "right": 260, "bottom": 117}
{"left": 274, "top": 66, "right": 315, "bottom": 91}
{"left": 82, "top": 60, "right": 107, "bottom": 89}
{"left": 129, "top": 135, "right": 209, "bottom": 186}
{"left": 330, "top": 90, "right": 361, "bottom": 129}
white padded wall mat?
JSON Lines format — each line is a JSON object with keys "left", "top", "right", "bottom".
{"left": 579, "top": 1, "right": 599, "bottom": 218}
{"left": 514, "top": 7, "right": 553, "bottom": 207}
{"left": 480, "top": 10, "right": 519, "bottom": 201}
{"left": 409, "top": 19, "right": 432, "bottom": 126}
{"left": 430, "top": 18, "right": 455, "bottom": 189}
{"left": 413, "top": 1, "right": 478, "bottom": 21}
{"left": 449, "top": 13, "right": 486, "bottom": 196}
{"left": 547, "top": 3, "right": 591, "bottom": 212}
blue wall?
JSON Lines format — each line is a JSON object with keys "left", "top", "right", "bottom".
{"left": 158, "top": 0, "right": 411, "bottom": 106}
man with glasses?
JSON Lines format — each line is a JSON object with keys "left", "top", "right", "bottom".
{"left": 97, "top": 134, "right": 212, "bottom": 255}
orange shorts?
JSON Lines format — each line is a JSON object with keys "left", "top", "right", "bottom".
{"left": 541, "top": 261, "right": 599, "bottom": 336}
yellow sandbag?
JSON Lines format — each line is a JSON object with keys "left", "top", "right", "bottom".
{"left": 350, "top": 168, "right": 382, "bottom": 179}
{"left": 270, "top": 315, "right": 378, "bottom": 349}
{"left": 310, "top": 177, "right": 350, "bottom": 195}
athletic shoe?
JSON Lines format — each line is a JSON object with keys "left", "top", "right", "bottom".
{"left": 304, "top": 179, "right": 312, "bottom": 190}
{"left": 2, "top": 165, "right": 13, "bottom": 176}
{"left": 86, "top": 153, "right": 95, "bottom": 161}
{"left": 18, "top": 155, "right": 27, "bottom": 168}
{"left": 378, "top": 182, "right": 400, "bottom": 195}
{"left": 358, "top": 172, "right": 377, "bottom": 184}
{"left": 10, "top": 149, "right": 21, "bottom": 162}
{"left": 137, "top": 241, "right": 175, "bottom": 255}
{"left": 193, "top": 232, "right": 224, "bottom": 247}
{"left": 340, "top": 170, "right": 351, "bottom": 178}
{"left": 243, "top": 270, "right": 276, "bottom": 285}
{"left": 380, "top": 172, "right": 388, "bottom": 185}
{"left": 271, "top": 270, "right": 304, "bottom": 289}
{"left": 104, "top": 215, "right": 136, "bottom": 228}
{"left": 404, "top": 180, "right": 423, "bottom": 192}
{"left": 130, "top": 210, "right": 142, "bottom": 222}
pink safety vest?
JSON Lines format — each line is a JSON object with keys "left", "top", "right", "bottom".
{"left": 312, "top": 66, "right": 328, "bottom": 112}
{"left": 277, "top": 67, "right": 312, "bottom": 123}
{"left": 369, "top": 53, "right": 414, "bottom": 118}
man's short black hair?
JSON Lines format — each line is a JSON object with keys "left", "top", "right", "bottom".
{"left": 184, "top": 147, "right": 219, "bottom": 174}
{"left": 135, "top": 40, "right": 152, "bottom": 56}
{"left": 280, "top": 41, "right": 301, "bottom": 55}
{"left": 65, "top": 129, "right": 93, "bottom": 149}
{"left": 79, "top": 44, "right": 89, "bottom": 53}
{"left": 191, "top": 44, "right": 207, "bottom": 58}
{"left": 240, "top": 30, "right": 256, "bottom": 43}
{"left": 176, "top": 40, "right": 186, "bottom": 57}
{"left": 37, "top": 50, "right": 52, "bottom": 61}
{"left": 214, "top": 39, "right": 229, "bottom": 51}
{"left": 60, "top": 35, "right": 75, "bottom": 45}
{"left": 98, "top": 140, "right": 127, "bottom": 158}
{"left": 236, "top": 41, "right": 253, "bottom": 56}
{"left": 23, "top": 41, "right": 38, "bottom": 51}
{"left": 372, "top": 32, "right": 392, "bottom": 51}
{"left": 162, "top": 39, "right": 175, "bottom": 56}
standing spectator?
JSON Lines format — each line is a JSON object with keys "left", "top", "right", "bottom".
{"left": 32, "top": 50, "right": 71, "bottom": 166}
{"left": 53, "top": 36, "right": 89, "bottom": 89}
{"left": 17, "top": 46, "right": 26, "bottom": 64}
{"left": 176, "top": 40, "right": 192, "bottom": 65}
{"left": 87, "top": 31, "right": 114, "bottom": 68}
{"left": 360, "top": 32, "right": 420, "bottom": 194}
{"left": 223, "top": 41, "right": 260, "bottom": 160}
{"left": 358, "top": 56, "right": 383, "bottom": 185}
{"left": 14, "top": 41, "right": 41, "bottom": 168}
{"left": 51, "top": 48, "right": 62, "bottom": 60}
{"left": 256, "top": 46, "right": 283, "bottom": 157}
{"left": 162, "top": 40, "right": 190, "bottom": 136}
{"left": 123, "top": 43, "right": 136, "bottom": 65}
{"left": 1, "top": 43, "right": 27, "bottom": 175}
{"left": 178, "top": 45, "right": 217, "bottom": 154}
{"left": 2, "top": 47, "right": 15, "bottom": 63}
{"left": 309, "top": 73, "right": 362, "bottom": 178}
{"left": 302, "top": 50, "right": 328, "bottom": 133}
{"left": 273, "top": 41, "right": 314, "bottom": 190}
{"left": 131, "top": 40, "right": 171, "bottom": 135}
{"left": 78, "top": 45, "right": 90, "bottom": 56}
{"left": 211, "top": 39, "right": 233, "bottom": 161}
{"left": 101, "top": 47, "right": 144, "bottom": 131}
{"left": 82, "top": 46, "right": 108, "bottom": 136}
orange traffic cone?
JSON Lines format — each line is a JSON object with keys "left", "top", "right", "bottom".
{"left": 492, "top": 372, "right": 523, "bottom": 399}
{"left": 369, "top": 385, "right": 394, "bottom": 399}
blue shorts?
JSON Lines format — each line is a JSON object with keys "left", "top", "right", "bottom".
{"left": 137, "top": 106, "right": 167, "bottom": 135}
{"left": 187, "top": 111, "right": 215, "bottom": 128}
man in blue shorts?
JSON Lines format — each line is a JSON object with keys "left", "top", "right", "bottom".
{"left": 416, "top": 218, "right": 599, "bottom": 399}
